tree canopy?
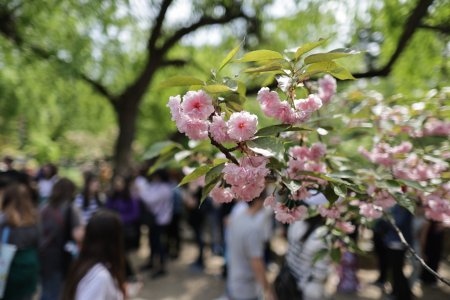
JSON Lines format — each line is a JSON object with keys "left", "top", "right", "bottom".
{"left": 0, "top": 0, "right": 448, "bottom": 169}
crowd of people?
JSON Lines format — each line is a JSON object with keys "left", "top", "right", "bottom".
{"left": 0, "top": 156, "right": 447, "bottom": 300}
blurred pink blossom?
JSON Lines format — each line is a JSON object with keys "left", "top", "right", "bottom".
{"left": 227, "top": 111, "right": 258, "bottom": 142}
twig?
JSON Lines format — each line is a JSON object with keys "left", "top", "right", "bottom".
{"left": 385, "top": 213, "right": 450, "bottom": 287}
{"left": 209, "top": 135, "right": 239, "bottom": 165}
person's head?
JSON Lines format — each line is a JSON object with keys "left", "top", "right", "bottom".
{"left": 1, "top": 184, "right": 38, "bottom": 227}
{"left": 248, "top": 190, "right": 267, "bottom": 211}
{"left": 62, "top": 210, "right": 125, "bottom": 299}
{"left": 110, "top": 175, "right": 132, "bottom": 200}
{"left": 49, "top": 177, "right": 76, "bottom": 208}
{"left": 42, "top": 163, "right": 58, "bottom": 179}
{"left": 150, "top": 169, "right": 170, "bottom": 183}
{"left": 3, "top": 156, "right": 14, "bottom": 170}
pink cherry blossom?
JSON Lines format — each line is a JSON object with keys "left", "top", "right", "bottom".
{"left": 210, "top": 186, "right": 234, "bottom": 203}
{"left": 264, "top": 195, "right": 276, "bottom": 208}
{"left": 222, "top": 156, "right": 270, "bottom": 202}
{"left": 181, "top": 90, "right": 215, "bottom": 120}
{"left": 310, "top": 143, "right": 327, "bottom": 160}
{"left": 359, "top": 203, "right": 382, "bottom": 219}
{"left": 273, "top": 203, "right": 308, "bottom": 224}
{"left": 167, "top": 95, "right": 182, "bottom": 121}
{"left": 227, "top": 111, "right": 258, "bottom": 142}
{"left": 422, "top": 118, "right": 450, "bottom": 137}
{"left": 210, "top": 113, "right": 231, "bottom": 143}
{"left": 295, "top": 94, "right": 322, "bottom": 113}
{"left": 336, "top": 221, "right": 355, "bottom": 234}
{"left": 318, "top": 75, "right": 337, "bottom": 104}
{"left": 181, "top": 117, "right": 209, "bottom": 140}
{"left": 289, "top": 146, "right": 310, "bottom": 160}
{"left": 319, "top": 206, "right": 341, "bottom": 219}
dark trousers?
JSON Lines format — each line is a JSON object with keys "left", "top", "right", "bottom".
{"left": 373, "top": 232, "right": 388, "bottom": 282}
{"left": 167, "top": 213, "right": 181, "bottom": 258}
{"left": 387, "top": 248, "right": 412, "bottom": 300}
{"left": 421, "top": 225, "right": 444, "bottom": 284}
{"left": 149, "top": 224, "right": 168, "bottom": 271}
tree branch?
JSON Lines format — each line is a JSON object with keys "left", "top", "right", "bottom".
{"left": 158, "top": 6, "right": 247, "bottom": 55}
{"left": 385, "top": 213, "right": 450, "bottom": 287}
{"left": 160, "top": 59, "right": 187, "bottom": 67}
{"left": 147, "top": 0, "right": 174, "bottom": 54}
{"left": 354, "top": 0, "right": 434, "bottom": 79}
{"left": 419, "top": 23, "right": 450, "bottom": 35}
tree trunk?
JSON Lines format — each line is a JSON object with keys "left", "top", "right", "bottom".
{"left": 113, "top": 99, "right": 140, "bottom": 176}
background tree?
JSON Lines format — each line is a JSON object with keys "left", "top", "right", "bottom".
{"left": 0, "top": 0, "right": 448, "bottom": 172}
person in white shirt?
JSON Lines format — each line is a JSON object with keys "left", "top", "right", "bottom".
{"left": 136, "top": 170, "right": 173, "bottom": 278}
{"left": 62, "top": 210, "right": 125, "bottom": 300}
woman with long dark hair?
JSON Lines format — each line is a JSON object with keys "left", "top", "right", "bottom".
{"left": 40, "top": 177, "right": 82, "bottom": 300}
{"left": 74, "top": 172, "right": 102, "bottom": 224}
{"left": 0, "top": 184, "right": 40, "bottom": 300}
{"left": 62, "top": 210, "right": 125, "bottom": 300}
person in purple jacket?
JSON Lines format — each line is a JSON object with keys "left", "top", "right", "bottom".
{"left": 106, "top": 176, "right": 141, "bottom": 282}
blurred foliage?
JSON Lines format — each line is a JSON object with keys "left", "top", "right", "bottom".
{"left": 0, "top": 0, "right": 448, "bottom": 164}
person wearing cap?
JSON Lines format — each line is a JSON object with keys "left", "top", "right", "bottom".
{"left": 285, "top": 190, "right": 330, "bottom": 300}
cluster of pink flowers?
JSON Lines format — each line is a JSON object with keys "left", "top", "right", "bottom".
{"left": 421, "top": 118, "right": 450, "bottom": 137}
{"left": 167, "top": 90, "right": 258, "bottom": 142}
{"left": 257, "top": 88, "right": 322, "bottom": 124}
{"left": 367, "top": 185, "right": 396, "bottom": 209}
{"left": 264, "top": 197, "right": 309, "bottom": 224}
{"left": 359, "top": 203, "right": 383, "bottom": 219}
{"left": 359, "top": 141, "right": 412, "bottom": 168}
{"left": 318, "top": 75, "right": 337, "bottom": 104}
{"left": 392, "top": 153, "right": 446, "bottom": 182}
{"left": 210, "top": 156, "right": 270, "bottom": 202}
{"left": 420, "top": 184, "right": 450, "bottom": 224}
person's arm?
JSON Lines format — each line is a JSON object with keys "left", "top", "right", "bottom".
{"left": 250, "top": 257, "right": 274, "bottom": 300}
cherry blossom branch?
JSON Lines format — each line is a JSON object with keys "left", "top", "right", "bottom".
{"left": 385, "top": 213, "right": 450, "bottom": 287}
{"left": 208, "top": 135, "right": 239, "bottom": 165}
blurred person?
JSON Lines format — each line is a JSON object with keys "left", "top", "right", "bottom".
{"left": 383, "top": 204, "right": 413, "bottom": 300}
{"left": 137, "top": 170, "right": 173, "bottom": 278}
{"left": 420, "top": 220, "right": 445, "bottom": 286}
{"left": 106, "top": 176, "right": 140, "bottom": 281}
{"left": 0, "top": 184, "right": 40, "bottom": 300}
{"left": 74, "top": 172, "right": 103, "bottom": 224}
{"left": 183, "top": 183, "right": 209, "bottom": 271}
{"left": 337, "top": 224, "right": 360, "bottom": 294}
{"left": 226, "top": 193, "right": 274, "bottom": 300}
{"left": 37, "top": 163, "right": 58, "bottom": 205}
{"left": 167, "top": 169, "right": 184, "bottom": 259}
{"left": 62, "top": 210, "right": 125, "bottom": 300}
{"left": 282, "top": 192, "right": 330, "bottom": 300}
{"left": 409, "top": 205, "right": 427, "bottom": 287}
{"left": 372, "top": 217, "right": 389, "bottom": 287}
{"left": 40, "top": 177, "right": 82, "bottom": 300}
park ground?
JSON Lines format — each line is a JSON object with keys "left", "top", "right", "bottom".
{"left": 129, "top": 228, "right": 450, "bottom": 300}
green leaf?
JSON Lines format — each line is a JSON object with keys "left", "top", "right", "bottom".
{"left": 397, "top": 179, "right": 426, "bottom": 191}
{"left": 178, "top": 165, "right": 211, "bottom": 186}
{"left": 299, "top": 61, "right": 339, "bottom": 80}
{"left": 143, "top": 141, "right": 179, "bottom": 160}
{"left": 218, "top": 42, "right": 242, "bottom": 72}
{"left": 239, "top": 50, "right": 284, "bottom": 62}
{"left": 256, "top": 124, "right": 292, "bottom": 136}
{"left": 201, "top": 174, "right": 223, "bottom": 204}
{"left": 236, "top": 80, "right": 247, "bottom": 97}
{"left": 159, "top": 76, "right": 204, "bottom": 88}
{"left": 395, "top": 194, "right": 416, "bottom": 214}
{"left": 304, "top": 49, "right": 359, "bottom": 65}
{"left": 294, "top": 38, "right": 328, "bottom": 60}
{"left": 203, "top": 84, "right": 232, "bottom": 93}
{"left": 205, "top": 163, "right": 225, "bottom": 186}
{"left": 313, "top": 248, "right": 329, "bottom": 264}
{"left": 333, "top": 184, "right": 347, "bottom": 197}
{"left": 329, "top": 63, "right": 355, "bottom": 80}
{"left": 330, "top": 247, "right": 342, "bottom": 263}
{"left": 247, "top": 136, "right": 285, "bottom": 161}
{"left": 243, "top": 63, "right": 283, "bottom": 73}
